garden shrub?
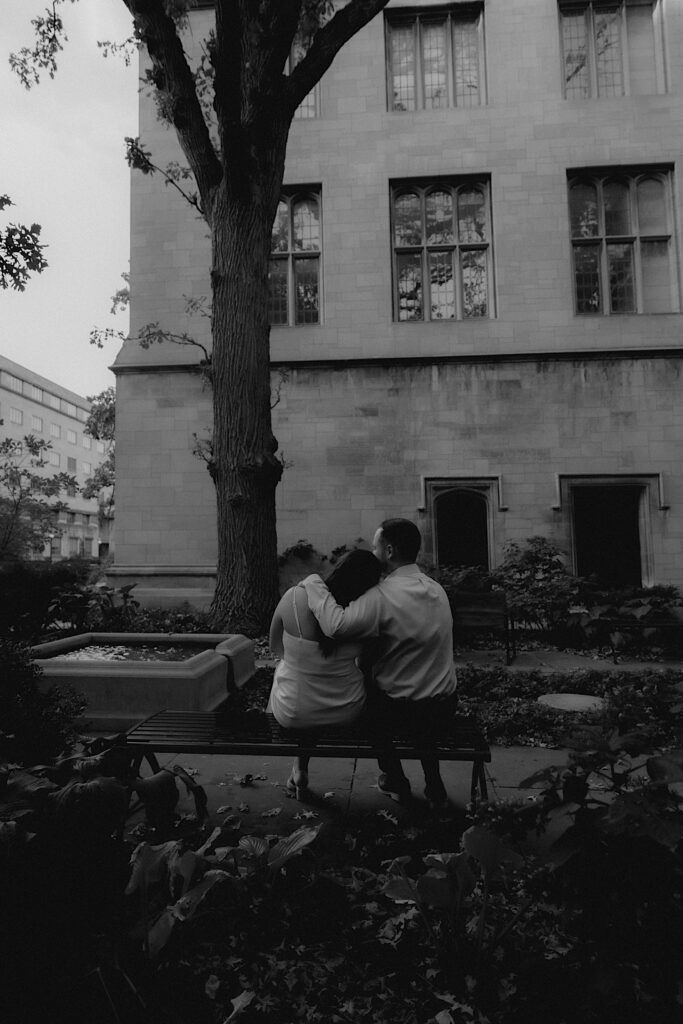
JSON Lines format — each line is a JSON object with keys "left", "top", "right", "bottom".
{"left": 0, "top": 558, "right": 93, "bottom": 641}
{"left": 0, "top": 639, "right": 85, "bottom": 764}
{"left": 491, "top": 536, "right": 580, "bottom": 633}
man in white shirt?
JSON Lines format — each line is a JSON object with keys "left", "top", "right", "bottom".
{"left": 302, "top": 518, "right": 457, "bottom": 810}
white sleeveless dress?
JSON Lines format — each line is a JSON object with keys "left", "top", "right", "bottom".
{"left": 268, "top": 588, "right": 366, "bottom": 730}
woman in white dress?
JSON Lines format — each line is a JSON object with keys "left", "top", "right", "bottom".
{"left": 268, "top": 549, "right": 382, "bottom": 797}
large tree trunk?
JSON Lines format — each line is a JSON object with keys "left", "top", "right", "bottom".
{"left": 208, "top": 143, "right": 286, "bottom": 634}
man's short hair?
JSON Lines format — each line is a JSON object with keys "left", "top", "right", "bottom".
{"left": 380, "top": 518, "right": 422, "bottom": 562}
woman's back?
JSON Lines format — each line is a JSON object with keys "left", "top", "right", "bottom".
{"left": 270, "top": 585, "right": 366, "bottom": 728}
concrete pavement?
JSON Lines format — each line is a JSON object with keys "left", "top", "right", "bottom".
{"left": 125, "top": 646, "right": 680, "bottom": 843}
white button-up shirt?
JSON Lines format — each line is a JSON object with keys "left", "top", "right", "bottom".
{"left": 303, "top": 564, "right": 456, "bottom": 700}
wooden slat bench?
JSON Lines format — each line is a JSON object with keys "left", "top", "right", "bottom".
{"left": 451, "top": 590, "right": 517, "bottom": 666}
{"left": 125, "top": 709, "right": 492, "bottom": 805}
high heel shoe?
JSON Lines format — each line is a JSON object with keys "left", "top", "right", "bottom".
{"left": 286, "top": 768, "right": 309, "bottom": 799}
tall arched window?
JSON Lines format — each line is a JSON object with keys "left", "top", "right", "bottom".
{"left": 268, "top": 190, "right": 322, "bottom": 326}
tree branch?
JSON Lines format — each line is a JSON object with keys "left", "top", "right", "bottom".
{"left": 286, "top": 0, "right": 390, "bottom": 113}
{"left": 122, "top": 0, "right": 223, "bottom": 218}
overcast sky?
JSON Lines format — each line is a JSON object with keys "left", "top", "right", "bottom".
{"left": 1, "top": 0, "right": 139, "bottom": 398}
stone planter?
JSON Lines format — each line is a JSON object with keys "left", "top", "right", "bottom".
{"left": 31, "top": 632, "right": 255, "bottom": 731}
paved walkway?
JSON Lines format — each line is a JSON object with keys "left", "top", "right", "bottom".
{"left": 126, "top": 647, "right": 678, "bottom": 845}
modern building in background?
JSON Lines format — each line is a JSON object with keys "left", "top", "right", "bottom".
{"left": 112, "top": 0, "right": 683, "bottom": 607}
{"left": 0, "top": 355, "right": 113, "bottom": 560}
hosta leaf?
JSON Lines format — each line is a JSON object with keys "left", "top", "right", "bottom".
{"left": 126, "top": 840, "right": 180, "bottom": 895}
{"left": 146, "top": 908, "right": 176, "bottom": 958}
{"left": 267, "top": 825, "right": 320, "bottom": 870}
{"left": 168, "top": 848, "right": 200, "bottom": 895}
{"left": 647, "top": 750, "right": 683, "bottom": 783}
{"left": 196, "top": 826, "right": 222, "bottom": 857}
{"left": 463, "top": 826, "right": 523, "bottom": 875}
{"left": 238, "top": 835, "right": 268, "bottom": 858}
{"left": 170, "top": 870, "right": 227, "bottom": 922}
{"left": 416, "top": 871, "right": 455, "bottom": 909}
{"left": 382, "top": 876, "right": 419, "bottom": 903}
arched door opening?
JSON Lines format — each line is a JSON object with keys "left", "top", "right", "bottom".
{"left": 435, "top": 489, "right": 490, "bottom": 569}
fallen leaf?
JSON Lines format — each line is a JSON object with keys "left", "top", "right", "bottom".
{"left": 181, "top": 767, "right": 200, "bottom": 776}
{"left": 238, "top": 802, "right": 250, "bottom": 813}
{"left": 222, "top": 989, "right": 255, "bottom": 1022}
{"left": 294, "top": 810, "right": 318, "bottom": 820}
{"left": 235, "top": 774, "right": 253, "bottom": 787}
{"left": 378, "top": 810, "right": 398, "bottom": 825}
{"left": 323, "top": 791, "right": 335, "bottom": 800}
{"left": 261, "top": 807, "right": 282, "bottom": 817}
{"left": 216, "top": 804, "right": 232, "bottom": 814}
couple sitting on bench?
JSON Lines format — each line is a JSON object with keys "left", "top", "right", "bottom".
{"left": 268, "top": 518, "right": 457, "bottom": 812}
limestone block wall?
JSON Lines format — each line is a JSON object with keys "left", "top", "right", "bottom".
{"left": 272, "top": 356, "right": 683, "bottom": 584}
{"left": 112, "top": 353, "right": 683, "bottom": 593}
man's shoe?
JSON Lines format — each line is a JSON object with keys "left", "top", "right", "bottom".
{"left": 377, "top": 773, "right": 411, "bottom": 803}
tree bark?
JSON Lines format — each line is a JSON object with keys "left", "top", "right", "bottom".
{"left": 208, "top": 130, "right": 288, "bottom": 633}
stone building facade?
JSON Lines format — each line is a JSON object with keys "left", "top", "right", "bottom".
{"left": 112, "top": 0, "right": 683, "bottom": 606}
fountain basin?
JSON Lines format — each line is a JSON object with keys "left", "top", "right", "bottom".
{"left": 32, "top": 632, "right": 255, "bottom": 731}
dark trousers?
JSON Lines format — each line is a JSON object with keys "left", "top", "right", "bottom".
{"left": 365, "top": 690, "right": 458, "bottom": 790}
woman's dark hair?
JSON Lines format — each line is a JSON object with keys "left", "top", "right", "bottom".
{"left": 318, "top": 549, "right": 381, "bottom": 656}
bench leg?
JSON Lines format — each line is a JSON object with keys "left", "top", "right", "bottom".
{"left": 470, "top": 759, "right": 489, "bottom": 806}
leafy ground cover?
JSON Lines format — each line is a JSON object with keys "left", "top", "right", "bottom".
{"left": 236, "top": 662, "right": 683, "bottom": 752}
{"left": 5, "top": 746, "right": 683, "bottom": 1024}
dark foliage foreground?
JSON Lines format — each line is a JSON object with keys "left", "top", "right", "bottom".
{"left": 3, "top": 719, "right": 683, "bottom": 1024}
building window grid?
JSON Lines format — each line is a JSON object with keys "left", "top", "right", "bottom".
{"left": 31, "top": 415, "right": 43, "bottom": 432}
{"left": 391, "top": 179, "right": 492, "bottom": 322}
{"left": 67, "top": 429, "right": 77, "bottom": 445}
{"left": 569, "top": 170, "right": 676, "bottom": 314}
{"left": 562, "top": 3, "right": 625, "bottom": 99}
{"left": 268, "top": 190, "right": 322, "bottom": 327}
{"left": 386, "top": 7, "right": 484, "bottom": 112}
{"left": 50, "top": 423, "right": 61, "bottom": 439}
{"left": 10, "top": 407, "right": 23, "bottom": 425}
{"left": 561, "top": 1, "right": 663, "bottom": 99}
